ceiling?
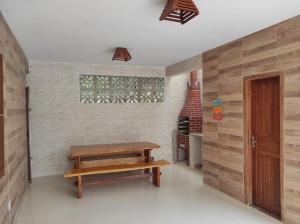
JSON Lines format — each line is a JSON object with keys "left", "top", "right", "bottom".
{"left": 1, "top": 0, "right": 300, "bottom": 66}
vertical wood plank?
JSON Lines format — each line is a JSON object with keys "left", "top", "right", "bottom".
{"left": 144, "top": 149, "right": 151, "bottom": 174}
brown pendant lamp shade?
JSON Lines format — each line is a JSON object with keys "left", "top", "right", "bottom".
{"left": 112, "top": 47, "right": 132, "bottom": 62}
{"left": 159, "top": 0, "right": 199, "bottom": 24}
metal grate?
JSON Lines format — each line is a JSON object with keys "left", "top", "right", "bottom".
{"left": 80, "top": 75, "right": 165, "bottom": 104}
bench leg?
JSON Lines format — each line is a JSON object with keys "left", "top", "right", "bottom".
{"left": 152, "top": 167, "right": 160, "bottom": 187}
{"left": 77, "top": 176, "right": 83, "bottom": 199}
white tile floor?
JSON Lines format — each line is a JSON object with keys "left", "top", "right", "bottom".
{"left": 16, "top": 164, "right": 281, "bottom": 224}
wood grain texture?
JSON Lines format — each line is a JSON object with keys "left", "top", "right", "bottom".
{"left": 0, "top": 12, "right": 29, "bottom": 224}
{"left": 70, "top": 142, "right": 160, "bottom": 157}
{"left": 80, "top": 156, "right": 147, "bottom": 168}
{"left": 251, "top": 77, "right": 281, "bottom": 217}
{"left": 203, "top": 15, "right": 300, "bottom": 224}
{"left": 64, "top": 159, "right": 170, "bottom": 178}
{"left": 66, "top": 160, "right": 169, "bottom": 199}
{"left": 0, "top": 56, "right": 3, "bottom": 177}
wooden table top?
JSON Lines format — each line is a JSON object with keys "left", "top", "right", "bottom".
{"left": 70, "top": 142, "right": 160, "bottom": 157}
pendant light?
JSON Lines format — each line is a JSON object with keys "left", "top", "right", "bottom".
{"left": 112, "top": 47, "right": 132, "bottom": 62}
{"left": 159, "top": 0, "right": 199, "bottom": 24}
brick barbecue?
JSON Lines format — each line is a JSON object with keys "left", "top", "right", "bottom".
{"left": 177, "top": 71, "right": 202, "bottom": 165}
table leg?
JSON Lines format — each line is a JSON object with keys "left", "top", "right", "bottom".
{"left": 144, "top": 149, "right": 151, "bottom": 174}
{"left": 77, "top": 176, "right": 83, "bottom": 199}
{"left": 74, "top": 156, "right": 81, "bottom": 186}
{"left": 152, "top": 167, "right": 160, "bottom": 187}
{"left": 177, "top": 146, "right": 179, "bottom": 162}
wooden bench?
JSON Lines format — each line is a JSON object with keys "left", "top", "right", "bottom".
{"left": 64, "top": 159, "right": 170, "bottom": 198}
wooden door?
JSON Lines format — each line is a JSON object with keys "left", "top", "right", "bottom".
{"left": 251, "top": 76, "right": 280, "bottom": 217}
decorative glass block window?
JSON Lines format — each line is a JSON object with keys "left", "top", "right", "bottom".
{"left": 80, "top": 75, "right": 165, "bottom": 103}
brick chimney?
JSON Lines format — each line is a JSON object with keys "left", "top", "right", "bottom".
{"left": 177, "top": 70, "right": 202, "bottom": 164}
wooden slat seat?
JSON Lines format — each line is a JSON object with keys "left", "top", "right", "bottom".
{"left": 65, "top": 160, "right": 169, "bottom": 177}
{"left": 64, "top": 159, "right": 170, "bottom": 198}
{"left": 79, "top": 156, "right": 150, "bottom": 169}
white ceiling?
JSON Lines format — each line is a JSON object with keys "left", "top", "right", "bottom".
{"left": 1, "top": 0, "right": 300, "bottom": 66}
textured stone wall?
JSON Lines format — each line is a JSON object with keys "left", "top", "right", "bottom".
{"left": 202, "top": 15, "right": 300, "bottom": 224}
{"left": 27, "top": 61, "right": 188, "bottom": 177}
{"left": 0, "top": 13, "right": 29, "bottom": 224}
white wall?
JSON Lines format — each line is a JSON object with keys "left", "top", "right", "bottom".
{"left": 27, "top": 61, "right": 189, "bottom": 177}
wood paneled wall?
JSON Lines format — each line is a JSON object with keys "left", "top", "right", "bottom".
{"left": 0, "top": 13, "right": 29, "bottom": 224}
{"left": 202, "top": 15, "right": 300, "bottom": 224}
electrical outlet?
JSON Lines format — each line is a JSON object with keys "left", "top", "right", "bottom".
{"left": 8, "top": 200, "right": 11, "bottom": 212}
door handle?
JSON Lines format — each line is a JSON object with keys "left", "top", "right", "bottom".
{"left": 251, "top": 136, "right": 257, "bottom": 148}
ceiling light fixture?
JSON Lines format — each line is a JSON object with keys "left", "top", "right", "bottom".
{"left": 159, "top": 0, "right": 199, "bottom": 24}
{"left": 112, "top": 47, "right": 132, "bottom": 62}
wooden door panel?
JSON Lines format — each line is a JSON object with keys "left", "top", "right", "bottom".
{"left": 255, "top": 155, "right": 280, "bottom": 215}
{"left": 251, "top": 76, "right": 280, "bottom": 217}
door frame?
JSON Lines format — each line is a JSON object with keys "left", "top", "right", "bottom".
{"left": 0, "top": 55, "right": 4, "bottom": 177}
{"left": 243, "top": 71, "right": 284, "bottom": 219}
{"left": 25, "top": 87, "right": 32, "bottom": 183}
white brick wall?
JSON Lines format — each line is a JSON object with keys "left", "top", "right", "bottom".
{"left": 27, "top": 61, "right": 189, "bottom": 177}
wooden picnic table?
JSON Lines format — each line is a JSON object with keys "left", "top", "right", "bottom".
{"left": 70, "top": 142, "right": 160, "bottom": 169}
{"left": 65, "top": 141, "right": 169, "bottom": 198}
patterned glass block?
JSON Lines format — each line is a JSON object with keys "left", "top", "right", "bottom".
{"left": 140, "top": 92, "right": 151, "bottom": 103}
{"left": 95, "top": 76, "right": 110, "bottom": 89}
{"left": 80, "top": 75, "right": 164, "bottom": 104}
{"left": 152, "top": 78, "right": 165, "bottom": 103}
{"left": 95, "top": 90, "right": 110, "bottom": 103}
{"left": 111, "top": 76, "right": 125, "bottom": 89}
{"left": 80, "top": 75, "right": 94, "bottom": 89}
{"left": 80, "top": 89, "right": 95, "bottom": 103}
{"left": 125, "top": 90, "right": 138, "bottom": 103}
{"left": 140, "top": 77, "right": 154, "bottom": 103}
{"left": 112, "top": 90, "right": 125, "bottom": 103}
{"left": 111, "top": 76, "right": 125, "bottom": 103}
{"left": 125, "top": 77, "right": 139, "bottom": 103}
{"left": 126, "top": 77, "right": 139, "bottom": 89}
